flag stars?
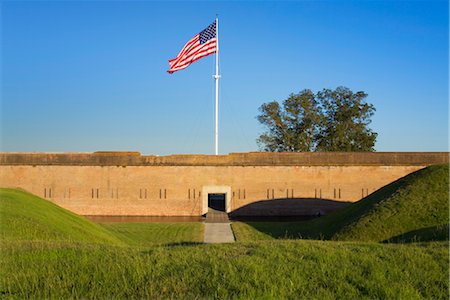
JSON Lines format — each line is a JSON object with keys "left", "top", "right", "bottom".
{"left": 199, "top": 21, "right": 216, "bottom": 44}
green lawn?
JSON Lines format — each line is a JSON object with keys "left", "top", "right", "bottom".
{"left": 1, "top": 167, "right": 449, "bottom": 300}
{"left": 1, "top": 240, "right": 448, "bottom": 299}
{"left": 102, "top": 222, "right": 203, "bottom": 247}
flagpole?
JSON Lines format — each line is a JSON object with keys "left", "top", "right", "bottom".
{"left": 214, "top": 16, "right": 220, "bottom": 155}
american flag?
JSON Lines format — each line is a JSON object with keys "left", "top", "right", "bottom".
{"left": 167, "top": 21, "right": 217, "bottom": 74}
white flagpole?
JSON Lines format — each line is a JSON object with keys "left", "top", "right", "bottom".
{"left": 214, "top": 16, "right": 220, "bottom": 155}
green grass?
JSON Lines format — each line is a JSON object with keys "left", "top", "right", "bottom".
{"left": 1, "top": 173, "right": 449, "bottom": 299}
{"left": 1, "top": 240, "right": 448, "bottom": 299}
{"left": 385, "top": 224, "right": 450, "bottom": 243}
{"left": 102, "top": 222, "right": 203, "bottom": 247}
{"left": 233, "top": 164, "right": 449, "bottom": 242}
{"left": 0, "top": 188, "right": 123, "bottom": 245}
{"left": 0, "top": 188, "right": 204, "bottom": 247}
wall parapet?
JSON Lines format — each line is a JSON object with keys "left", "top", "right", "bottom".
{"left": 0, "top": 152, "right": 448, "bottom": 166}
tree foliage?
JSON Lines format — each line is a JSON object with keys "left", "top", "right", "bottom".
{"left": 257, "top": 87, "right": 377, "bottom": 152}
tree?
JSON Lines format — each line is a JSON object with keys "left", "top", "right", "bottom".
{"left": 257, "top": 89, "right": 322, "bottom": 152}
{"left": 316, "top": 87, "right": 377, "bottom": 151}
{"left": 256, "top": 86, "right": 377, "bottom": 152}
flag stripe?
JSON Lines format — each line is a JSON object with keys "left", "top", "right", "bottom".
{"left": 170, "top": 39, "right": 217, "bottom": 69}
{"left": 167, "top": 21, "right": 217, "bottom": 73}
{"left": 169, "top": 35, "right": 199, "bottom": 64}
{"left": 169, "top": 48, "right": 217, "bottom": 73}
{"left": 169, "top": 39, "right": 216, "bottom": 68}
{"left": 169, "top": 49, "right": 217, "bottom": 72}
{"left": 171, "top": 43, "right": 217, "bottom": 70}
{"left": 169, "top": 39, "right": 216, "bottom": 69}
{"left": 168, "top": 40, "right": 217, "bottom": 73}
{"left": 168, "top": 40, "right": 200, "bottom": 68}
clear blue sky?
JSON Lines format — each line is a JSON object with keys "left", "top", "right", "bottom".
{"left": 1, "top": 1, "right": 448, "bottom": 155}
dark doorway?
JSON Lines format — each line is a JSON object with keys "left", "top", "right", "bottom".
{"left": 208, "top": 193, "right": 226, "bottom": 212}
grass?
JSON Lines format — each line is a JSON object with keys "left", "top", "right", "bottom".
{"left": 385, "top": 224, "right": 450, "bottom": 243}
{"left": 0, "top": 188, "right": 203, "bottom": 248}
{"left": 102, "top": 222, "right": 203, "bottom": 247}
{"left": 233, "top": 164, "right": 449, "bottom": 242}
{"left": 0, "top": 188, "right": 123, "bottom": 245}
{"left": 1, "top": 167, "right": 449, "bottom": 300}
{"left": 1, "top": 240, "right": 448, "bottom": 299}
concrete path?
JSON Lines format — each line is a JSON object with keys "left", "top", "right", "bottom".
{"left": 203, "top": 208, "right": 235, "bottom": 243}
{"left": 205, "top": 208, "right": 230, "bottom": 223}
{"left": 204, "top": 223, "right": 235, "bottom": 243}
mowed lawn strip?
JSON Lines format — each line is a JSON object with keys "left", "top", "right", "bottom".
{"left": 231, "top": 221, "right": 275, "bottom": 241}
{"left": 1, "top": 240, "right": 448, "bottom": 299}
{"left": 102, "top": 222, "right": 204, "bottom": 247}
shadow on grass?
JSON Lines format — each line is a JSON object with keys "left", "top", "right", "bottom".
{"left": 239, "top": 220, "right": 327, "bottom": 240}
{"left": 139, "top": 242, "right": 204, "bottom": 254}
{"left": 230, "top": 198, "right": 350, "bottom": 241}
{"left": 164, "top": 242, "right": 204, "bottom": 247}
{"left": 383, "top": 224, "right": 450, "bottom": 244}
{"left": 229, "top": 198, "right": 350, "bottom": 219}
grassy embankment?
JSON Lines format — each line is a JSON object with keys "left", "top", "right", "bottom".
{"left": 0, "top": 188, "right": 203, "bottom": 247}
{"left": 0, "top": 188, "right": 123, "bottom": 245}
{"left": 1, "top": 164, "right": 449, "bottom": 299}
{"left": 232, "top": 164, "right": 449, "bottom": 243}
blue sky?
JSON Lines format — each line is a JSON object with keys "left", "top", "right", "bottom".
{"left": 1, "top": 1, "right": 448, "bottom": 154}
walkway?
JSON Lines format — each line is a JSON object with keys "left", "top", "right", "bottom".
{"left": 204, "top": 208, "right": 235, "bottom": 243}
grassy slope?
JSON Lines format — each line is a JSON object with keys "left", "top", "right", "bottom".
{"left": 386, "top": 224, "right": 449, "bottom": 243}
{"left": 233, "top": 164, "right": 449, "bottom": 242}
{"left": 102, "top": 222, "right": 204, "bottom": 247}
{"left": 1, "top": 240, "right": 448, "bottom": 299}
{"left": 0, "top": 188, "right": 123, "bottom": 245}
{"left": 0, "top": 187, "right": 448, "bottom": 298}
{"left": 0, "top": 188, "right": 204, "bottom": 247}
{"left": 333, "top": 164, "right": 449, "bottom": 241}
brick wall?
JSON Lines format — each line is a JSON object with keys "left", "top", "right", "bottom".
{"left": 0, "top": 152, "right": 447, "bottom": 216}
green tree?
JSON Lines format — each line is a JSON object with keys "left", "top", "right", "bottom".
{"left": 316, "top": 87, "right": 377, "bottom": 151}
{"left": 257, "top": 89, "right": 322, "bottom": 152}
{"left": 256, "top": 86, "right": 377, "bottom": 152}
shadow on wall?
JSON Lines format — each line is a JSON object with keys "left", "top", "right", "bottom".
{"left": 229, "top": 198, "right": 351, "bottom": 220}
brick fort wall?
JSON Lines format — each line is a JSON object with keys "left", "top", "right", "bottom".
{"left": 0, "top": 152, "right": 447, "bottom": 216}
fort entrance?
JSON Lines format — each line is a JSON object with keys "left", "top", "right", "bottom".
{"left": 208, "top": 193, "right": 226, "bottom": 212}
{"left": 202, "top": 185, "right": 231, "bottom": 215}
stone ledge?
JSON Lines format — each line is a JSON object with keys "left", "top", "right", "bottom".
{"left": 0, "top": 152, "right": 448, "bottom": 166}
